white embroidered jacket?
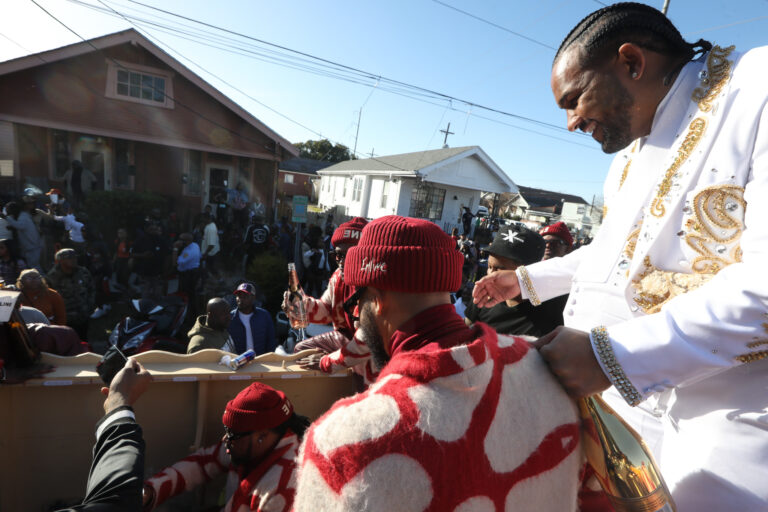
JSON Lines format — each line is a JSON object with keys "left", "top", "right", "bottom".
{"left": 518, "top": 45, "right": 768, "bottom": 402}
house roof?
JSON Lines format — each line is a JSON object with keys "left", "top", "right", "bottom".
{"left": 279, "top": 157, "right": 334, "bottom": 175}
{"left": 317, "top": 146, "right": 516, "bottom": 194}
{"left": 0, "top": 29, "right": 298, "bottom": 158}
{"left": 516, "top": 185, "right": 588, "bottom": 208}
{"left": 320, "top": 146, "right": 472, "bottom": 173}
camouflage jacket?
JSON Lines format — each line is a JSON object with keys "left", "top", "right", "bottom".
{"left": 47, "top": 265, "right": 95, "bottom": 324}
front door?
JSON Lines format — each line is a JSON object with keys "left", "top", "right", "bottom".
{"left": 74, "top": 137, "right": 110, "bottom": 191}
{"left": 207, "top": 165, "right": 231, "bottom": 205}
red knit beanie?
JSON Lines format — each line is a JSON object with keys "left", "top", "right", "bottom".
{"left": 331, "top": 217, "right": 368, "bottom": 247}
{"left": 222, "top": 383, "right": 293, "bottom": 432}
{"left": 539, "top": 221, "right": 574, "bottom": 248}
{"left": 345, "top": 215, "right": 463, "bottom": 292}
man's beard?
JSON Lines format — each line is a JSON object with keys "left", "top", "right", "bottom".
{"left": 359, "top": 302, "right": 390, "bottom": 371}
{"left": 598, "top": 74, "right": 635, "bottom": 154}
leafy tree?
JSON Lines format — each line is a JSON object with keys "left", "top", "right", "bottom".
{"left": 294, "top": 139, "right": 355, "bottom": 162}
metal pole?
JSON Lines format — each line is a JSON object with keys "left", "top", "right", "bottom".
{"left": 661, "top": 0, "right": 670, "bottom": 15}
{"left": 353, "top": 108, "right": 362, "bottom": 157}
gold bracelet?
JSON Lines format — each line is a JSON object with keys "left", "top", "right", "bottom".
{"left": 517, "top": 266, "right": 541, "bottom": 306}
{"left": 591, "top": 326, "right": 643, "bottom": 406}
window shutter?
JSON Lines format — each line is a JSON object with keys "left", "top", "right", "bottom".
{"left": 0, "top": 121, "right": 16, "bottom": 177}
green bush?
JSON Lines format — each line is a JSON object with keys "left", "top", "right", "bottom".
{"left": 84, "top": 190, "right": 171, "bottom": 239}
{"left": 245, "top": 251, "right": 289, "bottom": 314}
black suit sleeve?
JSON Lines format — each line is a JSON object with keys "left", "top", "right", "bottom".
{"left": 57, "top": 406, "right": 145, "bottom": 511}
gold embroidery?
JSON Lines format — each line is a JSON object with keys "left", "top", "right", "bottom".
{"left": 619, "top": 160, "right": 632, "bottom": 190}
{"left": 747, "top": 340, "right": 768, "bottom": 349}
{"left": 735, "top": 350, "right": 768, "bottom": 364}
{"left": 618, "top": 141, "right": 638, "bottom": 191}
{"left": 685, "top": 185, "right": 745, "bottom": 273}
{"left": 648, "top": 47, "right": 735, "bottom": 219}
{"left": 692, "top": 45, "right": 736, "bottom": 112}
{"left": 623, "top": 225, "right": 642, "bottom": 262}
{"left": 650, "top": 118, "right": 707, "bottom": 217}
{"left": 632, "top": 260, "right": 714, "bottom": 314}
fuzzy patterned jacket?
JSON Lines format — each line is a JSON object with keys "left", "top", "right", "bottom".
{"left": 145, "top": 431, "right": 299, "bottom": 512}
{"left": 294, "top": 305, "right": 588, "bottom": 512}
{"left": 296, "top": 269, "right": 376, "bottom": 381}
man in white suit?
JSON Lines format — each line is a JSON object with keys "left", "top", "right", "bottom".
{"left": 474, "top": 3, "right": 768, "bottom": 510}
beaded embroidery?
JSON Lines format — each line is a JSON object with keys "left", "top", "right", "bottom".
{"left": 631, "top": 256, "right": 714, "bottom": 314}
{"left": 517, "top": 266, "right": 541, "bottom": 307}
{"left": 618, "top": 141, "right": 638, "bottom": 191}
{"left": 685, "top": 185, "right": 745, "bottom": 273}
{"left": 591, "top": 326, "right": 643, "bottom": 406}
{"left": 649, "top": 117, "right": 707, "bottom": 218}
{"left": 691, "top": 45, "right": 736, "bottom": 112}
{"left": 735, "top": 350, "right": 768, "bottom": 364}
{"left": 649, "top": 45, "right": 735, "bottom": 218}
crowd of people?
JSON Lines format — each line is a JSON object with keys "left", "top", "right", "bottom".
{"left": 2, "top": 3, "right": 766, "bottom": 510}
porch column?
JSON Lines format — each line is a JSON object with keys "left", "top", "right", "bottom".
{"left": 359, "top": 176, "right": 373, "bottom": 218}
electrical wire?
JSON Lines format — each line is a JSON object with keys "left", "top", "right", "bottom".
{"left": 28, "top": 0, "right": 284, "bottom": 157}
{"left": 429, "top": 0, "right": 556, "bottom": 50}
{"left": 68, "top": 0, "right": 580, "bottom": 136}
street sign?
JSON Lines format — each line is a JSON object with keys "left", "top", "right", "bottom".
{"left": 292, "top": 195, "right": 308, "bottom": 223}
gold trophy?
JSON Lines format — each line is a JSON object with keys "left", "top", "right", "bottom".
{"left": 579, "top": 395, "right": 677, "bottom": 512}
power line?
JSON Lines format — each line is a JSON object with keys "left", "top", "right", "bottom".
{"left": 430, "top": 0, "right": 556, "bottom": 50}
{"left": 28, "top": 0, "right": 282, "bottom": 158}
{"left": 85, "top": 0, "right": 575, "bottom": 135}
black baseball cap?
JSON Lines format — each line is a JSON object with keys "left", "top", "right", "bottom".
{"left": 487, "top": 226, "right": 545, "bottom": 265}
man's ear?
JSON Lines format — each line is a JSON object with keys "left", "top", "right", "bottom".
{"left": 616, "top": 42, "right": 646, "bottom": 80}
{"left": 369, "top": 288, "right": 385, "bottom": 315}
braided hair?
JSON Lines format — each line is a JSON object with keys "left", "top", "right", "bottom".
{"left": 554, "top": 2, "right": 712, "bottom": 69}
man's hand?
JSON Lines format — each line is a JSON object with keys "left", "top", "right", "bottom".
{"left": 531, "top": 326, "right": 611, "bottom": 398}
{"left": 472, "top": 269, "right": 521, "bottom": 307}
{"left": 298, "top": 353, "right": 323, "bottom": 371}
{"left": 100, "top": 358, "right": 152, "bottom": 414}
{"left": 281, "top": 290, "right": 292, "bottom": 314}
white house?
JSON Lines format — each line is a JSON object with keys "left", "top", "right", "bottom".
{"left": 316, "top": 146, "right": 516, "bottom": 232}
{"left": 503, "top": 185, "right": 601, "bottom": 236}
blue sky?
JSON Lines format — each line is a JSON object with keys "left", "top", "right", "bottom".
{"left": 2, "top": 0, "right": 767, "bottom": 203}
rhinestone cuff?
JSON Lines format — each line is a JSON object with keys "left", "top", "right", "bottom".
{"left": 517, "top": 266, "right": 541, "bottom": 306}
{"left": 591, "top": 326, "right": 643, "bottom": 406}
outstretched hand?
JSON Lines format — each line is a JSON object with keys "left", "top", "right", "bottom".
{"left": 100, "top": 358, "right": 152, "bottom": 414}
{"left": 298, "top": 353, "right": 324, "bottom": 371}
{"left": 472, "top": 269, "right": 521, "bottom": 308}
{"left": 531, "top": 326, "right": 611, "bottom": 398}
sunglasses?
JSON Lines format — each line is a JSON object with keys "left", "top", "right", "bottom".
{"left": 329, "top": 249, "right": 347, "bottom": 261}
{"left": 342, "top": 286, "right": 366, "bottom": 322}
{"left": 223, "top": 426, "right": 257, "bottom": 443}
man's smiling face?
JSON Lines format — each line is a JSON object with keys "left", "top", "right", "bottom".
{"left": 551, "top": 47, "right": 635, "bottom": 154}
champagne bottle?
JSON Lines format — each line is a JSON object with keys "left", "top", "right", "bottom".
{"left": 579, "top": 395, "right": 676, "bottom": 512}
{"left": 286, "top": 263, "right": 309, "bottom": 330}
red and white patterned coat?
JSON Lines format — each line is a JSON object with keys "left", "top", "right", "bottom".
{"left": 294, "top": 305, "right": 592, "bottom": 511}
{"left": 299, "top": 269, "right": 376, "bottom": 382}
{"left": 145, "top": 431, "right": 299, "bottom": 512}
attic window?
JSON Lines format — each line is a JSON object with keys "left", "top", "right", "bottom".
{"left": 105, "top": 60, "right": 174, "bottom": 108}
{"left": 117, "top": 69, "right": 165, "bottom": 102}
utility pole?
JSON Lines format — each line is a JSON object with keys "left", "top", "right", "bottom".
{"left": 369, "top": 148, "right": 375, "bottom": 158}
{"left": 440, "top": 122, "right": 454, "bottom": 148}
{"left": 353, "top": 108, "right": 362, "bottom": 157}
{"left": 661, "top": 0, "right": 670, "bottom": 15}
